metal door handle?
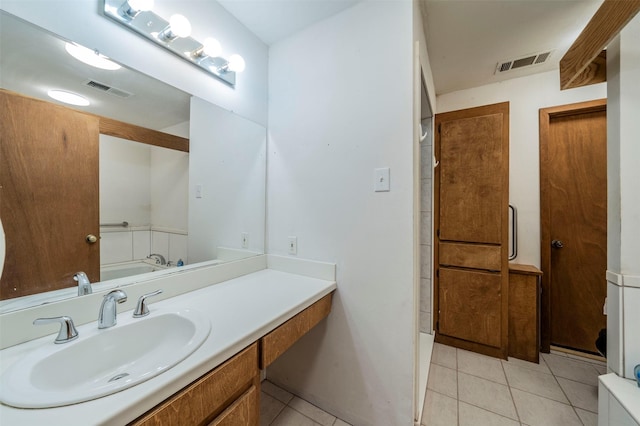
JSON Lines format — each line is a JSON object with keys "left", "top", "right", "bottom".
{"left": 551, "top": 239, "right": 564, "bottom": 249}
{"left": 509, "top": 204, "right": 517, "bottom": 260}
{"left": 86, "top": 234, "right": 98, "bottom": 244}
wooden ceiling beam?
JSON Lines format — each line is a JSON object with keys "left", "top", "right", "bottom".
{"left": 560, "top": 0, "right": 640, "bottom": 90}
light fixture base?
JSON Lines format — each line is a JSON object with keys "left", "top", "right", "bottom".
{"left": 103, "top": 0, "right": 236, "bottom": 86}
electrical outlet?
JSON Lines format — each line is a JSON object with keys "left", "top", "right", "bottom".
{"left": 288, "top": 236, "right": 297, "bottom": 255}
{"left": 241, "top": 232, "right": 249, "bottom": 249}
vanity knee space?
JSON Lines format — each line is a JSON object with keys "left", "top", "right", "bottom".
{"left": 128, "top": 293, "right": 334, "bottom": 426}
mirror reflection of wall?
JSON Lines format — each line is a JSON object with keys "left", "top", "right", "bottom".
{"left": 188, "top": 97, "right": 267, "bottom": 263}
{"left": 99, "top": 132, "right": 189, "bottom": 280}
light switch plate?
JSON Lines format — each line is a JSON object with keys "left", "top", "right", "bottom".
{"left": 375, "top": 168, "right": 390, "bottom": 192}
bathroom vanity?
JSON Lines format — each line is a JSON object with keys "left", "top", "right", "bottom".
{"left": 0, "top": 255, "right": 336, "bottom": 425}
{"left": 131, "top": 294, "right": 333, "bottom": 426}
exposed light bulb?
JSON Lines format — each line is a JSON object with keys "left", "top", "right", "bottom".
{"left": 202, "top": 38, "right": 222, "bottom": 57}
{"left": 158, "top": 14, "right": 191, "bottom": 42}
{"left": 65, "top": 43, "right": 121, "bottom": 71}
{"left": 227, "top": 54, "right": 245, "bottom": 73}
{"left": 47, "top": 90, "right": 90, "bottom": 106}
{"left": 169, "top": 14, "right": 191, "bottom": 38}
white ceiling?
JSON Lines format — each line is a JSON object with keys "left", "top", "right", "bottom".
{"left": 420, "top": 0, "right": 604, "bottom": 95}
{"left": 217, "top": 0, "right": 603, "bottom": 96}
{"left": 0, "top": 12, "right": 190, "bottom": 132}
{"left": 218, "top": 0, "right": 359, "bottom": 45}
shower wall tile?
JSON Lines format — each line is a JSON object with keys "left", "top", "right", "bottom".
{"left": 151, "top": 231, "right": 169, "bottom": 260}
{"left": 100, "top": 231, "right": 133, "bottom": 264}
{"left": 420, "top": 142, "right": 433, "bottom": 174}
{"left": 420, "top": 310, "right": 432, "bottom": 333}
{"left": 421, "top": 212, "right": 432, "bottom": 244}
{"left": 420, "top": 178, "right": 432, "bottom": 212}
{"left": 169, "top": 233, "right": 188, "bottom": 265}
{"left": 421, "top": 278, "right": 431, "bottom": 312}
{"left": 420, "top": 139, "right": 433, "bottom": 336}
{"left": 420, "top": 246, "right": 431, "bottom": 279}
{"left": 133, "top": 230, "right": 151, "bottom": 260}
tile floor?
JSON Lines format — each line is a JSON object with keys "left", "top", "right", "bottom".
{"left": 422, "top": 343, "right": 607, "bottom": 426}
{"left": 260, "top": 380, "right": 352, "bottom": 426}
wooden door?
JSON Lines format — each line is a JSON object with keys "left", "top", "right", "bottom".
{"left": 540, "top": 99, "right": 607, "bottom": 354}
{"left": 0, "top": 90, "right": 100, "bottom": 299}
{"left": 434, "top": 102, "right": 510, "bottom": 359}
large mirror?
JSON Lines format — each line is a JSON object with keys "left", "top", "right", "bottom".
{"left": 0, "top": 11, "right": 266, "bottom": 313}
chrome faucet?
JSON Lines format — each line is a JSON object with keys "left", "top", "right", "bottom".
{"left": 147, "top": 253, "right": 166, "bottom": 265}
{"left": 98, "top": 290, "right": 127, "bottom": 329}
{"left": 74, "top": 272, "right": 92, "bottom": 296}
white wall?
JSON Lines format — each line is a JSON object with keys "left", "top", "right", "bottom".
{"left": 188, "top": 97, "right": 266, "bottom": 263}
{"left": 437, "top": 70, "right": 606, "bottom": 267}
{"left": 606, "top": 14, "right": 640, "bottom": 379}
{"left": 266, "top": 2, "right": 416, "bottom": 425}
{"left": 100, "top": 135, "right": 152, "bottom": 226}
{"left": 1, "top": 0, "right": 268, "bottom": 126}
{"left": 150, "top": 147, "right": 189, "bottom": 231}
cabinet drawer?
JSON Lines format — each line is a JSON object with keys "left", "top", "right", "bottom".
{"left": 130, "top": 343, "right": 258, "bottom": 426}
{"left": 260, "top": 293, "right": 333, "bottom": 368}
{"left": 208, "top": 384, "right": 258, "bottom": 426}
{"left": 439, "top": 242, "right": 501, "bottom": 271}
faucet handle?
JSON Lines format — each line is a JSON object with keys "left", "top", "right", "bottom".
{"left": 33, "top": 316, "right": 79, "bottom": 344}
{"left": 133, "top": 290, "right": 163, "bottom": 318}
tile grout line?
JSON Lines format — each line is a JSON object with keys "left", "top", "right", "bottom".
{"left": 265, "top": 391, "right": 288, "bottom": 426}
{"left": 456, "top": 348, "right": 460, "bottom": 426}
{"left": 544, "top": 354, "right": 593, "bottom": 424}
{"left": 501, "top": 357, "right": 523, "bottom": 425}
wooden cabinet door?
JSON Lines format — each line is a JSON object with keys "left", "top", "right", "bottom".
{"left": 439, "top": 268, "right": 502, "bottom": 348}
{"left": 434, "top": 102, "right": 509, "bottom": 358}
{"left": 0, "top": 90, "right": 100, "bottom": 299}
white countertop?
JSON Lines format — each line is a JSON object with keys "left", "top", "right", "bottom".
{"left": 0, "top": 267, "right": 336, "bottom": 425}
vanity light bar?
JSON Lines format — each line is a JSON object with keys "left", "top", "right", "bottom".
{"left": 103, "top": 0, "right": 240, "bottom": 86}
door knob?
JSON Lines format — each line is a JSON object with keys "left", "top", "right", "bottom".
{"left": 86, "top": 234, "right": 98, "bottom": 244}
{"left": 551, "top": 239, "right": 564, "bottom": 249}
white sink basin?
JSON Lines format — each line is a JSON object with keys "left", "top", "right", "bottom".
{"left": 0, "top": 308, "right": 211, "bottom": 408}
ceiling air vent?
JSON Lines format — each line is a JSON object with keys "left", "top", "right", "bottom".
{"left": 84, "top": 80, "right": 133, "bottom": 98}
{"left": 495, "top": 50, "right": 554, "bottom": 74}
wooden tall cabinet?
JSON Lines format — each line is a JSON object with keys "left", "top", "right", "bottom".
{"left": 434, "top": 102, "right": 510, "bottom": 359}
